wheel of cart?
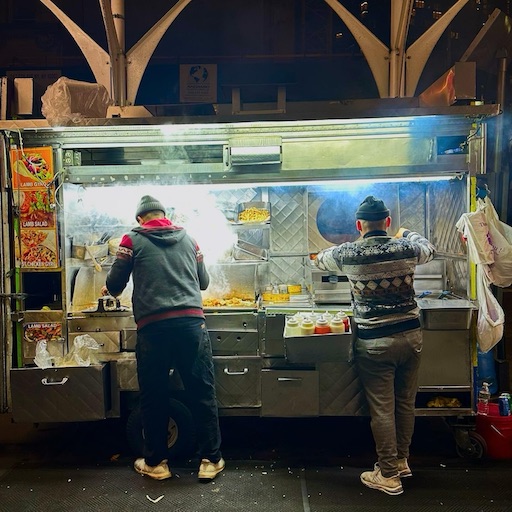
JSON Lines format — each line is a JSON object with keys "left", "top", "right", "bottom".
{"left": 126, "top": 397, "right": 196, "bottom": 461}
{"left": 447, "top": 417, "right": 487, "bottom": 459}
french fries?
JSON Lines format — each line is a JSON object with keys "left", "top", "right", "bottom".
{"left": 238, "top": 207, "right": 270, "bottom": 223}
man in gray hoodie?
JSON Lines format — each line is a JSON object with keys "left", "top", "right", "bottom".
{"left": 103, "top": 195, "right": 224, "bottom": 481}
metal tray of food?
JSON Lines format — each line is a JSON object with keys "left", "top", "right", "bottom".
{"left": 235, "top": 202, "right": 271, "bottom": 224}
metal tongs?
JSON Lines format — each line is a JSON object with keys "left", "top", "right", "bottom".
{"left": 437, "top": 290, "right": 465, "bottom": 300}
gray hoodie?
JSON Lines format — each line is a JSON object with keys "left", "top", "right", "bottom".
{"left": 106, "top": 218, "right": 209, "bottom": 329}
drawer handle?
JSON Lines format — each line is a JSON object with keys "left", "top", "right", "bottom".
{"left": 277, "top": 377, "right": 302, "bottom": 382}
{"left": 41, "top": 377, "right": 69, "bottom": 386}
{"left": 223, "top": 368, "right": 248, "bottom": 376}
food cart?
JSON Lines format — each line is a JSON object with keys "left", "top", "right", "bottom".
{"left": 0, "top": 101, "right": 499, "bottom": 459}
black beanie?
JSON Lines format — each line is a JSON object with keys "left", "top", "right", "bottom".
{"left": 135, "top": 195, "right": 165, "bottom": 219}
{"left": 355, "top": 195, "right": 390, "bottom": 221}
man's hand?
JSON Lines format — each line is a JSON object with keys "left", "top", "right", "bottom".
{"left": 100, "top": 285, "right": 110, "bottom": 296}
{"left": 394, "top": 227, "right": 409, "bottom": 238}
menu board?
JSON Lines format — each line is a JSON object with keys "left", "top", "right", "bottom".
{"left": 10, "top": 146, "right": 59, "bottom": 268}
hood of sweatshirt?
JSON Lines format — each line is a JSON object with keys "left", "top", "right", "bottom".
{"left": 131, "top": 218, "right": 186, "bottom": 246}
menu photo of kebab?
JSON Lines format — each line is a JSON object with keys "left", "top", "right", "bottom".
{"left": 15, "top": 189, "right": 56, "bottom": 228}
{"left": 24, "top": 322, "right": 62, "bottom": 344}
{"left": 18, "top": 229, "right": 58, "bottom": 268}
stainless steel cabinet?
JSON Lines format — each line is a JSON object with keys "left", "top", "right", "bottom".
{"left": 214, "top": 356, "right": 261, "bottom": 408}
{"left": 10, "top": 363, "right": 118, "bottom": 422}
{"left": 261, "top": 369, "right": 319, "bottom": 417}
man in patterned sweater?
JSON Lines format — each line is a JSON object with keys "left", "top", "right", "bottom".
{"left": 313, "top": 195, "right": 436, "bottom": 496}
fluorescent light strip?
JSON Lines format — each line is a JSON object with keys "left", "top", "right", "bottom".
{"left": 200, "top": 174, "right": 461, "bottom": 191}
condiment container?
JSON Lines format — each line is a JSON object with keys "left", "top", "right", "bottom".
{"left": 314, "top": 316, "right": 331, "bottom": 335}
{"left": 323, "top": 311, "right": 333, "bottom": 323}
{"left": 285, "top": 317, "right": 301, "bottom": 337}
{"left": 329, "top": 315, "right": 346, "bottom": 333}
{"left": 338, "top": 312, "right": 350, "bottom": 332}
{"left": 300, "top": 318, "right": 315, "bottom": 336}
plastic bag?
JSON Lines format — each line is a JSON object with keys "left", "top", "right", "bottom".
{"left": 41, "top": 77, "right": 112, "bottom": 126}
{"left": 54, "top": 334, "right": 101, "bottom": 367}
{"left": 455, "top": 207, "right": 494, "bottom": 266}
{"left": 476, "top": 265, "right": 504, "bottom": 353}
{"left": 34, "top": 340, "right": 53, "bottom": 369}
{"left": 481, "top": 197, "right": 512, "bottom": 288}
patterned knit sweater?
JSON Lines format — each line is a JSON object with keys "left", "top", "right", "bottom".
{"left": 314, "top": 230, "right": 436, "bottom": 338}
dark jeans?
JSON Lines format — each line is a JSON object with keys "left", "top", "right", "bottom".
{"left": 136, "top": 316, "right": 222, "bottom": 466}
{"left": 355, "top": 328, "right": 422, "bottom": 478}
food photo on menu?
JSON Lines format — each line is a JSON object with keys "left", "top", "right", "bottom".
{"left": 15, "top": 189, "right": 56, "bottom": 228}
{"left": 13, "top": 152, "right": 52, "bottom": 183}
{"left": 16, "top": 228, "right": 58, "bottom": 268}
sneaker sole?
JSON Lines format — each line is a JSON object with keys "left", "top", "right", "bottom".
{"left": 398, "top": 470, "right": 412, "bottom": 478}
{"left": 360, "top": 476, "right": 403, "bottom": 496}
{"left": 135, "top": 467, "right": 172, "bottom": 480}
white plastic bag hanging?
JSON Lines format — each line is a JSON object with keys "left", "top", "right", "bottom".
{"left": 455, "top": 207, "right": 494, "bottom": 266}
{"left": 456, "top": 197, "right": 512, "bottom": 287}
{"left": 480, "top": 197, "right": 512, "bottom": 288}
{"left": 476, "top": 265, "right": 505, "bottom": 353}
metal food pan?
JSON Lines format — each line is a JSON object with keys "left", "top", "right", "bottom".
{"left": 233, "top": 240, "right": 268, "bottom": 261}
{"left": 418, "top": 298, "right": 474, "bottom": 330}
{"left": 235, "top": 202, "right": 271, "bottom": 223}
{"left": 420, "top": 309, "right": 473, "bottom": 330}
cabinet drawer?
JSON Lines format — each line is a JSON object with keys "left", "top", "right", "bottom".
{"left": 69, "top": 331, "right": 120, "bottom": 353}
{"left": 210, "top": 331, "right": 259, "bottom": 355}
{"left": 214, "top": 356, "right": 261, "bottom": 408}
{"left": 10, "top": 363, "right": 117, "bottom": 422}
{"left": 205, "top": 312, "right": 258, "bottom": 331}
{"left": 261, "top": 369, "right": 319, "bottom": 417}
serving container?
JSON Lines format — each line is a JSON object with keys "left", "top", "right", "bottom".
{"left": 418, "top": 298, "right": 475, "bottom": 330}
{"left": 235, "top": 202, "right": 271, "bottom": 223}
{"left": 233, "top": 240, "right": 268, "bottom": 261}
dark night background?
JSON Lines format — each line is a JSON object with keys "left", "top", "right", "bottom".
{"left": 1, "top": 0, "right": 511, "bottom": 108}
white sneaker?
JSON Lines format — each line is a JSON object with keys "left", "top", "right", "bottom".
{"left": 397, "top": 458, "right": 412, "bottom": 478}
{"left": 360, "top": 464, "right": 403, "bottom": 496}
{"left": 134, "top": 458, "right": 172, "bottom": 480}
{"left": 198, "top": 458, "right": 225, "bottom": 480}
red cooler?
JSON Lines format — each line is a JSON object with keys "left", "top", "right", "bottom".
{"left": 476, "top": 403, "right": 512, "bottom": 459}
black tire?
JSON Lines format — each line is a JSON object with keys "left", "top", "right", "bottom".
{"left": 126, "top": 398, "right": 196, "bottom": 460}
{"left": 455, "top": 430, "right": 487, "bottom": 459}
